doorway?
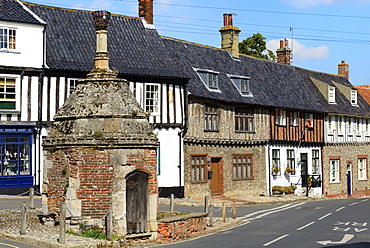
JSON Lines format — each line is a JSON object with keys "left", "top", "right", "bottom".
{"left": 126, "top": 171, "right": 148, "bottom": 234}
{"left": 347, "top": 162, "right": 352, "bottom": 196}
{"left": 210, "top": 158, "right": 222, "bottom": 195}
{"left": 300, "top": 153, "right": 308, "bottom": 187}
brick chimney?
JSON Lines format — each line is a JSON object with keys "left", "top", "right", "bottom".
{"left": 276, "top": 39, "right": 292, "bottom": 65}
{"left": 138, "top": 0, "right": 154, "bottom": 24}
{"left": 219, "top": 13, "right": 241, "bottom": 59}
{"left": 338, "top": 60, "right": 349, "bottom": 80}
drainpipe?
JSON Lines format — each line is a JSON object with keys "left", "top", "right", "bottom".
{"left": 178, "top": 130, "right": 182, "bottom": 198}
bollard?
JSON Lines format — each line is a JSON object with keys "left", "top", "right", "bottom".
{"left": 20, "top": 202, "right": 26, "bottom": 235}
{"left": 59, "top": 202, "right": 66, "bottom": 244}
{"left": 170, "top": 193, "right": 174, "bottom": 213}
{"left": 232, "top": 200, "right": 237, "bottom": 219}
{"left": 106, "top": 208, "right": 113, "bottom": 241}
{"left": 222, "top": 202, "right": 226, "bottom": 222}
{"left": 209, "top": 203, "right": 213, "bottom": 227}
{"left": 29, "top": 187, "right": 34, "bottom": 208}
{"left": 204, "top": 196, "right": 209, "bottom": 213}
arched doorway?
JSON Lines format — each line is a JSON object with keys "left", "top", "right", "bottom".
{"left": 126, "top": 171, "right": 148, "bottom": 234}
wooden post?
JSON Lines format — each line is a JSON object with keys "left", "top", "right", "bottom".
{"left": 170, "top": 193, "right": 174, "bottom": 213}
{"left": 29, "top": 187, "right": 34, "bottom": 208}
{"left": 232, "top": 200, "right": 237, "bottom": 219}
{"left": 106, "top": 208, "right": 113, "bottom": 241}
{"left": 59, "top": 202, "right": 66, "bottom": 244}
{"left": 222, "top": 202, "right": 226, "bottom": 222}
{"left": 20, "top": 202, "right": 26, "bottom": 235}
{"left": 204, "top": 196, "right": 209, "bottom": 213}
{"left": 209, "top": 203, "right": 213, "bottom": 227}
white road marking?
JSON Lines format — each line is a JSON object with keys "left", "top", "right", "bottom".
{"left": 336, "top": 206, "right": 345, "bottom": 212}
{"left": 349, "top": 202, "right": 359, "bottom": 206}
{"left": 317, "top": 234, "right": 354, "bottom": 246}
{"left": 297, "top": 221, "right": 315, "bottom": 231}
{"left": 318, "top": 213, "right": 332, "bottom": 220}
{"left": 263, "top": 234, "right": 289, "bottom": 246}
{"left": 241, "top": 202, "right": 306, "bottom": 221}
{"left": 361, "top": 199, "right": 369, "bottom": 202}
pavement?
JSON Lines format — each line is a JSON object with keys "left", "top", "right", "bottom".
{"left": 0, "top": 190, "right": 369, "bottom": 248}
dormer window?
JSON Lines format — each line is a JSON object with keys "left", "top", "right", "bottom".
{"left": 351, "top": 89, "right": 358, "bottom": 105}
{"left": 328, "top": 86, "right": 335, "bottom": 103}
{"left": 228, "top": 74, "right": 252, "bottom": 96}
{"left": 194, "top": 68, "right": 220, "bottom": 91}
{"left": 0, "top": 28, "right": 16, "bottom": 50}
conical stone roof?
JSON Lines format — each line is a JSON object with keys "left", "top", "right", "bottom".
{"left": 43, "top": 70, "right": 158, "bottom": 149}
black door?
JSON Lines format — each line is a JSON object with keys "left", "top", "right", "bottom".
{"left": 300, "top": 153, "right": 308, "bottom": 187}
{"left": 126, "top": 171, "right": 148, "bottom": 234}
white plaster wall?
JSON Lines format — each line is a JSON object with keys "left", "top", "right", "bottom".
{"left": 0, "top": 21, "right": 44, "bottom": 68}
{"left": 156, "top": 127, "right": 183, "bottom": 188}
{"left": 268, "top": 145, "right": 322, "bottom": 193}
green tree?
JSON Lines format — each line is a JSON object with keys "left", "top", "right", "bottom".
{"left": 239, "top": 33, "right": 276, "bottom": 61}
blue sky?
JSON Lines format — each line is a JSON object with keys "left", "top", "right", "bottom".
{"left": 32, "top": 0, "right": 370, "bottom": 86}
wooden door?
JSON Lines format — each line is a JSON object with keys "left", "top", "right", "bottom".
{"left": 211, "top": 158, "right": 222, "bottom": 195}
{"left": 126, "top": 171, "right": 148, "bottom": 234}
{"left": 300, "top": 153, "right": 308, "bottom": 187}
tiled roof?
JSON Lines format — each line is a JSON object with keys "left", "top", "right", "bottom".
{"left": 22, "top": 1, "right": 188, "bottom": 79}
{"left": 162, "top": 37, "right": 370, "bottom": 116}
{"left": 355, "top": 85, "right": 370, "bottom": 105}
{"left": 0, "top": 0, "right": 43, "bottom": 24}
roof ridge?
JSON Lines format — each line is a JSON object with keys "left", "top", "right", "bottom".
{"left": 20, "top": 1, "right": 141, "bottom": 20}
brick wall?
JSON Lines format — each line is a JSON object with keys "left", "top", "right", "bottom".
{"left": 157, "top": 213, "right": 208, "bottom": 242}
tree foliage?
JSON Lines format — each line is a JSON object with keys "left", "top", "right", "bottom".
{"left": 239, "top": 33, "right": 276, "bottom": 62}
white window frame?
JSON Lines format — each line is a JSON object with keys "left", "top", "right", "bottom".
{"left": 0, "top": 27, "right": 16, "bottom": 50}
{"left": 338, "top": 116, "right": 344, "bottom": 135}
{"left": 144, "top": 83, "right": 160, "bottom": 115}
{"left": 68, "top": 78, "right": 81, "bottom": 95}
{"left": 275, "top": 109, "right": 286, "bottom": 126}
{"left": 358, "top": 158, "right": 367, "bottom": 180}
{"left": 351, "top": 89, "right": 358, "bottom": 106}
{"left": 347, "top": 117, "right": 354, "bottom": 136}
{"left": 328, "top": 115, "right": 334, "bottom": 135}
{"left": 291, "top": 112, "right": 298, "bottom": 126}
{"left": 312, "top": 150, "right": 320, "bottom": 174}
{"left": 356, "top": 118, "right": 362, "bottom": 136}
{"left": 328, "top": 86, "right": 336, "bottom": 103}
{"left": 272, "top": 149, "right": 281, "bottom": 175}
{"left": 305, "top": 113, "right": 314, "bottom": 129}
{"left": 330, "top": 159, "right": 340, "bottom": 183}
{"left": 0, "top": 74, "right": 19, "bottom": 111}
{"left": 366, "top": 118, "right": 370, "bottom": 136}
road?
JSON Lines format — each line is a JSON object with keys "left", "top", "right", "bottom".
{"left": 156, "top": 198, "right": 370, "bottom": 248}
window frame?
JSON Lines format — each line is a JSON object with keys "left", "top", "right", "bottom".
{"left": 272, "top": 149, "right": 281, "bottom": 175}
{"left": 328, "top": 86, "right": 336, "bottom": 103}
{"left": 312, "top": 150, "right": 320, "bottom": 174}
{"left": 366, "top": 118, "right": 370, "bottom": 137}
{"left": 347, "top": 117, "right": 354, "bottom": 136}
{"left": 328, "top": 115, "right": 334, "bottom": 135}
{"left": 0, "top": 27, "right": 16, "bottom": 50}
{"left": 338, "top": 116, "right": 344, "bottom": 135}
{"left": 204, "top": 105, "right": 219, "bottom": 132}
{"left": 0, "top": 75, "right": 18, "bottom": 111}
{"left": 286, "top": 149, "right": 295, "bottom": 175}
{"left": 290, "top": 112, "right": 298, "bottom": 126}
{"left": 235, "top": 107, "right": 254, "bottom": 133}
{"left": 329, "top": 159, "right": 340, "bottom": 183}
{"left": 194, "top": 68, "right": 220, "bottom": 91}
{"left": 358, "top": 158, "right": 367, "bottom": 180}
{"left": 227, "top": 74, "right": 252, "bottom": 97}
{"left": 232, "top": 154, "right": 254, "bottom": 180}
{"left": 144, "top": 83, "right": 160, "bottom": 115}
{"left": 356, "top": 118, "right": 362, "bottom": 136}
{"left": 68, "top": 78, "right": 81, "bottom": 95}
{"left": 275, "top": 109, "right": 286, "bottom": 126}
{"left": 351, "top": 89, "right": 358, "bottom": 106}
{"left": 190, "top": 155, "right": 207, "bottom": 183}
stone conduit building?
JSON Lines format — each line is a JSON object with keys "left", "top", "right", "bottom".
{"left": 42, "top": 10, "right": 159, "bottom": 239}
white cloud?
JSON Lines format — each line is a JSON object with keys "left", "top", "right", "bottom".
{"left": 282, "top": 0, "right": 370, "bottom": 9}
{"left": 267, "top": 38, "right": 330, "bottom": 60}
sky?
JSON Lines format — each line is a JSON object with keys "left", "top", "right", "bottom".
{"left": 30, "top": 0, "right": 370, "bottom": 86}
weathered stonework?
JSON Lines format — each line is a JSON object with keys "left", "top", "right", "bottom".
{"left": 323, "top": 143, "right": 370, "bottom": 196}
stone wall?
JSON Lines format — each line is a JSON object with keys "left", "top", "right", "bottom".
{"left": 323, "top": 143, "right": 370, "bottom": 196}
{"left": 157, "top": 213, "right": 208, "bottom": 242}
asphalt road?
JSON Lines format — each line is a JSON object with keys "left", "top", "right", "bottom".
{"left": 155, "top": 198, "right": 370, "bottom": 248}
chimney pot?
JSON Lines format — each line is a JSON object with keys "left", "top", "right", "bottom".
{"left": 93, "top": 10, "right": 111, "bottom": 30}
{"left": 223, "top": 13, "right": 233, "bottom": 26}
{"left": 279, "top": 40, "right": 284, "bottom": 48}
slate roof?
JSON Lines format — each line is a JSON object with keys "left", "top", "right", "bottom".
{"left": 162, "top": 37, "right": 370, "bottom": 116}
{"left": 21, "top": 1, "right": 188, "bottom": 79}
{"left": 0, "top": 0, "right": 43, "bottom": 24}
